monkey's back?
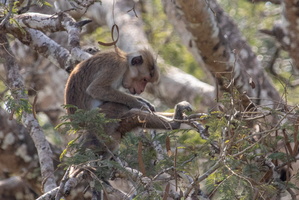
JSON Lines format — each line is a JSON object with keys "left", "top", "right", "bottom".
{"left": 64, "top": 49, "right": 127, "bottom": 114}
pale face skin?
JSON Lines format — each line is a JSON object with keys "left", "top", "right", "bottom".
{"left": 122, "top": 65, "right": 152, "bottom": 95}
{"left": 65, "top": 48, "right": 159, "bottom": 114}
{"left": 123, "top": 75, "right": 150, "bottom": 94}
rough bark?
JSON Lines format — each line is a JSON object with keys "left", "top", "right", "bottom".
{"left": 3, "top": 12, "right": 91, "bottom": 70}
{"left": 162, "top": 0, "right": 282, "bottom": 109}
{"left": 0, "top": 33, "right": 56, "bottom": 193}
{"left": 252, "top": 0, "right": 299, "bottom": 75}
{"left": 259, "top": 0, "right": 299, "bottom": 72}
{"left": 281, "top": 0, "right": 299, "bottom": 70}
{"left": 1, "top": 9, "right": 92, "bottom": 125}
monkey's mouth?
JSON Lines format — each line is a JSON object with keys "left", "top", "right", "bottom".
{"left": 129, "top": 88, "right": 136, "bottom": 95}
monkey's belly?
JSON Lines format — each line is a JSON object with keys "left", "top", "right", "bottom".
{"left": 90, "top": 99, "right": 103, "bottom": 109}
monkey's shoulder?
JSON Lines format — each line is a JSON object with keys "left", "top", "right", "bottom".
{"left": 92, "top": 49, "right": 126, "bottom": 60}
{"left": 69, "top": 52, "right": 127, "bottom": 80}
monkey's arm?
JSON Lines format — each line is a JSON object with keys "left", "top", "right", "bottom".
{"left": 116, "top": 101, "right": 192, "bottom": 134}
{"left": 80, "top": 101, "right": 193, "bottom": 158}
{"left": 136, "top": 97, "right": 155, "bottom": 111}
{"left": 87, "top": 84, "right": 153, "bottom": 111}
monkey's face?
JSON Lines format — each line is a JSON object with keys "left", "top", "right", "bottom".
{"left": 123, "top": 73, "right": 150, "bottom": 95}
{"left": 123, "top": 50, "right": 159, "bottom": 94}
{"left": 130, "top": 78, "right": 148, "bottom": 94}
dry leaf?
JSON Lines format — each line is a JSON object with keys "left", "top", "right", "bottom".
{"left": 163, "top": 183, "right": 170, "bottom": 200}
{"left": 249, "top": 77, "right": 255, "bottom": 89}
{"left": 138, "top": 141, "right": 146, "bottom": 175}
{"left": 166, "top": 136, "right": 172, "bottom": 157}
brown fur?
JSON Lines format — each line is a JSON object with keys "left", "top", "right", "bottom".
{"left": 65, "top": 48, "right": 158, "bottom": 114}
{"left": 80, "top": 101, "right": 192, "bottom": 158}
{"left": 64, "top": 48, "right": 191, "bottom": 157}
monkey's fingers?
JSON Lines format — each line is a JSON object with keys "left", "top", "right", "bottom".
{"left": 146, "top": 103, "right": 156, "bottom": 112}
{"left": 175, "top": 101, "right": 193, "bottom": 112}
{"left": 137, "top": 97, "right": 156, "bottom": 112}
{"left": 140, "top": 104, "right": 155, "bottom": 112}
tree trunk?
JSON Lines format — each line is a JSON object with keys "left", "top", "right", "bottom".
{"left": 162, "top": 0, "right": 282, "bottom": 109}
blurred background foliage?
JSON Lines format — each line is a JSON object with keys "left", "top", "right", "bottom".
{"left": 3, "top": 0, "right": 299, "bottom": 149}
{"left": 79, "top": 0, "right": 299, "bottom": 166}
{"left": 87, "top": 0, "right": 205, "bottom": 81}
{"left": 220, "top": 0, "right": 299, "bottom": 103}
{"left": 87, "top": 0, "right": 299, "bottom": 104}
{"left": 2, "top": 1, "right": 299, "bottom": 198}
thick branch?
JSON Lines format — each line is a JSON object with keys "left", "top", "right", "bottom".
{"left": 0, "top": 33, "right": 56, "bottom": 193}
{"left": 162, "top": 0, "right": 282, "bottom": 109}
{"left": 7, "top": 27, "right": 69, "bottom": 68}
{"left": 281, "top": 0, "right": 299, "bottom": 70}
{"left": 3, "top": 12, "right": 91, "bottom": 69}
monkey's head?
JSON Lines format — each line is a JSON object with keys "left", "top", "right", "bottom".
{"left": 123, "top": 50, "right": 159, "bottom": 95}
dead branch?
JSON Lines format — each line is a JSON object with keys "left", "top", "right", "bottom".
{"left": 0, "top": 33, "right": 56, "bottom": 193}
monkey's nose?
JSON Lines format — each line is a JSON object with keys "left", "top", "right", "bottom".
{"left": 136, "top": 89, "right": 143, "bottom": 94}
{"left": 130, "top": 88, "right": 136, "bottom": 94}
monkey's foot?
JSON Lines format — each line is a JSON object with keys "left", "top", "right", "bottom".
{"left": 175, "top": 101, "right": 193, "bottom": 112}
{"left": 137, "top": 97, "right": 156, "bottom": 112}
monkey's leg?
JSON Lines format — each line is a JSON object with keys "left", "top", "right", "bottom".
{"left": 173, "top": 101, "right": 193, "bottom": 120}
{"left": 116, "top": 101, "right": 192, "bottom": 134}
{"left": 80, "top": 101, "right": 192, "bottom": 157}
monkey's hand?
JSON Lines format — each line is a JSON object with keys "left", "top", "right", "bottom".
{"left": 174, "top": 101, "right": 193, "bottom": 120}
{"left": 137, "top": 97, "right": 156, "bottom": 112}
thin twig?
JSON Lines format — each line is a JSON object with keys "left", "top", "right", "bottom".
{"left": 0, "top": 0, "right": 14, "bottom": 27}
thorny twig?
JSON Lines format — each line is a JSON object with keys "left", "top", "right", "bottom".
{"left": 233, "top": 105, "right": 298, "bottom": 158}
{"left": 55, "top": 166, "right": 71, "bottom": 200}
{"left": 51, "top": 104, "right": 299, "bottom": 199}
{"left": 0, "top": 0, "right": 14, "bottom": 28}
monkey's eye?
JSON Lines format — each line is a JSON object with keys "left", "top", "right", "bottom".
{"left": 150, "top": 69, "right": 154, "bottom": 78}
{"left": 143, "top": 78, "right": 148, "bottom": 82}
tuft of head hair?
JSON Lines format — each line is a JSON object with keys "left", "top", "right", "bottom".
{"left": 140, "top": 49, "right": 159, "bottom": 82}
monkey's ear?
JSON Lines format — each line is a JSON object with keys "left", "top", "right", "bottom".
{"left": 131, "top": 55, "right": 143, "bottom": 66}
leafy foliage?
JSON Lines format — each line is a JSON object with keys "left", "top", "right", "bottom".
{"left": 3, "top": 0, "right": 299, "bottom": 199}
{"left": 142, "top": 0, "right": 206, "bottom": 81}
{"left": 220, "top": 0, "right": 299, "bottom": 104}
{"left": 5, "top": 90, "right": 32, "bottom": 120}
{"left": 57, "top": 105, "right": 115, "bottom": 134}
{"left": 52, "top": 85, "right": 299, "bottom": 199}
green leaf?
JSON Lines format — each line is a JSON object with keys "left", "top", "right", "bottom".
{"left": 43, "top": 1, "right": 53, "bottom": 7}
{"left": 268, "top": 152, "right": 286, "bottom": 160}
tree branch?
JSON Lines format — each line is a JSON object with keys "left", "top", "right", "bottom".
{"left": 2, "top": 12, "right": 92, "bottom": 70}
{"left": 0, "top": 33, "right": 56, "bottom": 193}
